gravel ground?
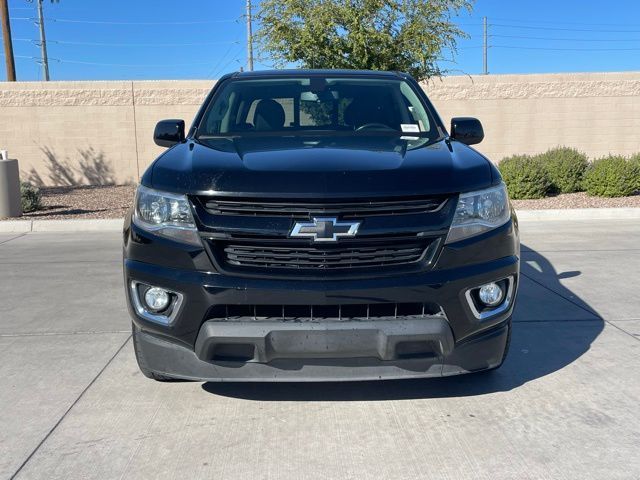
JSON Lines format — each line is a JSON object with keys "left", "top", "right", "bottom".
{"left": 511, "top": 191, "right": 640, "bottom": 210}
{"left": 11, "top": 185, "right": 137, "bottom": 220}
{"left": 2, "top": 186, "right": 639, "bottom": 221}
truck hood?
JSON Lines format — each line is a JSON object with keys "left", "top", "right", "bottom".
{"left": 148, "top": 135, "right": 495, "bottom": 197}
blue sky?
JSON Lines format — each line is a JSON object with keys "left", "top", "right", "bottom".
{"left": 2, "top": 0, "right": 640, "bottom": 81}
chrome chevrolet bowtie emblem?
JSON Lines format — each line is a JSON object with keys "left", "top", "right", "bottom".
{"left": 290, "top": 217, "right": 360, "bottom": 242}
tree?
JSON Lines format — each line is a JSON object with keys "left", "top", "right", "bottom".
{"left": 255, "top": 0, "right": 472, "bottom": 81}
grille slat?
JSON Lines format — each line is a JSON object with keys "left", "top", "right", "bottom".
{"left": 207, "top": 302, "right": 443, "bottom": 322}
{"left": 222, "top": 242, "right": 428, "bottom": 270}
{"left": 225, "top": 255, "right": 422, "bottom": 268}
{"left": 200, "top": 197, "right": 447, "bottom": 218}
{"left": 224, "top": 246, "right": 423, "bottom": 260}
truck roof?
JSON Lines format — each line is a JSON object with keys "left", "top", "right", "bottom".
{"left": 233, "top": 69, "right": 405, "bottom": 79}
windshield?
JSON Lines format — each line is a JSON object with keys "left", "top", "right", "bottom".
{"left": 196, "top": 76, "right": 440, "bottom": 139}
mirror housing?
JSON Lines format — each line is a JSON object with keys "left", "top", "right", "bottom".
{"left": 450, "top": 117, "right": 484, "bottom": 146}
{"left": 154, "top": 119, "right": 185, "bottom": 148}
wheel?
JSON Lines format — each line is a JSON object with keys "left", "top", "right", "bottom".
{"left": 131, "top": 323, "right": 178, "bottom": 382}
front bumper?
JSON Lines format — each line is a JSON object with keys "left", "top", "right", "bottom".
{"left": 134, "top": 319, "right": 510, "bottom": 381}
{"left": 124, "top": 216, "right": 519, "bottom": 381}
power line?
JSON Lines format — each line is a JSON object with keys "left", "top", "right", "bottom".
{"left": 50, "top": 18, "right": 238, "bottom": 26}
{"left": 459, "top": 44, "right": 640, "bottom": 52}
{"left": 206, "top": 42, "right": 241, "bottom": 78}
{"left": 11, "top": 17, "right": 240, "bottom": 25}
{"left": 0, "top": 53, "right": 32, "bottom": 59}
{"left": 486, "top": 17, "right": 640, "bottom": 27}
{"left": 4, "top": 4, "right": 249, "bottom": 80}
{"left": 15, "top": 39, "right": 240, "bottom": 47}
{"left": 59, "top": 40, "right": 239, "bottom": 47}
{"left": 50, "top": 58, "right": 216, "bottom": 67}
{"left": 208, "top": 45, "right": 245, "bottom": 78}
{"left": 214, "top": 54, "right": 244, "bottom": 78}
{"left": 491, "top": 45, "right": 640, "bottom": 52}
{"left": 254, "top": 60, "right": 278, "bottom": 69}
{"left": 492, "top": 34, "right": 640, "bottom": 42}
{"left": 491, "top": 23, "right": 640, "bottom": 33}
{"left": 2, "top": 52, "right": 218, "bottom": 67}
{"left": 455, "top": 16, "right": 640, "bottom": 74}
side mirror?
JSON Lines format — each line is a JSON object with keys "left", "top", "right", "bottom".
{"left": 450, "top": 117, "right": 484, "bottom": 146}
{"left": 154, "top": 119, "right": 185, "bottom": 148}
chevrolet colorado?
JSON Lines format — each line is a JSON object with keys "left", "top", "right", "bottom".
{"left": 123, "top": 69, "right": 520, "bottom": 381}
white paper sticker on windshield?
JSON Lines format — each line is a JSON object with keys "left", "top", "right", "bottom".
{"left": 401, "top": 124, "right": 420, "bottom": 133}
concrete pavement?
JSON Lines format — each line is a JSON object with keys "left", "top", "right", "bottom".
{"left": 1, "top": 220, "right": 639, "bottom": 479}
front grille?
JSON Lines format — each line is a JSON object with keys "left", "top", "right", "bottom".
{"left": 196, "top": 194, "right": 452, "bottom": 278}
{"left": 199, "top": 196, "right": 447, "bottom": 218}
{"left": 207, "top": 302, "right": 443, "bottom": 322}
{"left": 223, "top": 240, "right": 432, "bottom": 270}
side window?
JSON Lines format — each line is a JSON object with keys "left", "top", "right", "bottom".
{"left": 400, "top": 82, "right": 430, "bottom": 132}
{"left": 205, "top": 92, "right": 235, "bottom": 134}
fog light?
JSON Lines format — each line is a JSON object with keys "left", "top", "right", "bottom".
{"left": 144, "top": 287, "right": 170, "bottom": 312}
{"left": 478, "top": 282, "right": 504, "bottom": 306}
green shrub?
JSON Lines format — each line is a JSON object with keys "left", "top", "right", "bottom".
{"left": 583, "top": 155, "right": 639, "bottom": 197}
{"left": 498, "top": 154, "right": 552, "bottom": 199}
{"left": 538, "top": 147, "right": 588, "bottom": 193}
{"left": 630, "top": 153, "right": 640, "bottom": 191}
{"left": 20, "top": 182, "right": 42, "bottom": 213}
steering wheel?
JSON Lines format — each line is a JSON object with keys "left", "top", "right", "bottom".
{"left": 355, "top": 123, "right": 393, "bottom": 131}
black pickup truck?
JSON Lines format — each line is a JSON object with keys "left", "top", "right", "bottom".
{"left": 123, "top": 69, "right": 520, "bottom": 382}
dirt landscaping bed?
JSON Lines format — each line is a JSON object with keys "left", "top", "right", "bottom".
{"left": 2, "top": 185, "right": 639, "bottom": 221}
{"left": 14, "top": 185, "right": 136, "bottom": 220}
{"left": 511, "top": 192, "right": 640, "bottom": 210}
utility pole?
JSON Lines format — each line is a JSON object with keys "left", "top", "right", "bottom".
{"left": 36, "top": 0, "right": 49, "bottom": 81}
{"left": 482, "top": 16, "right": 488, "bottom": 75}
{"left": 246, "top": 0, "right": 253, "bottom": 71}
{"left": 0, "top": 0, "right": 16, "bottom": 81}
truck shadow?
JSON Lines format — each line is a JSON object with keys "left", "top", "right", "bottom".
{"left": 202, "top": 244, "right": 604, "bottom": 401}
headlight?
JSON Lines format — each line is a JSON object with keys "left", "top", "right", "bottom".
{"left": 133, "top": 185, "right": 201, "bottom": 246}
{"left": 446, "top": 183, "right": 511, "bottom": 244}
